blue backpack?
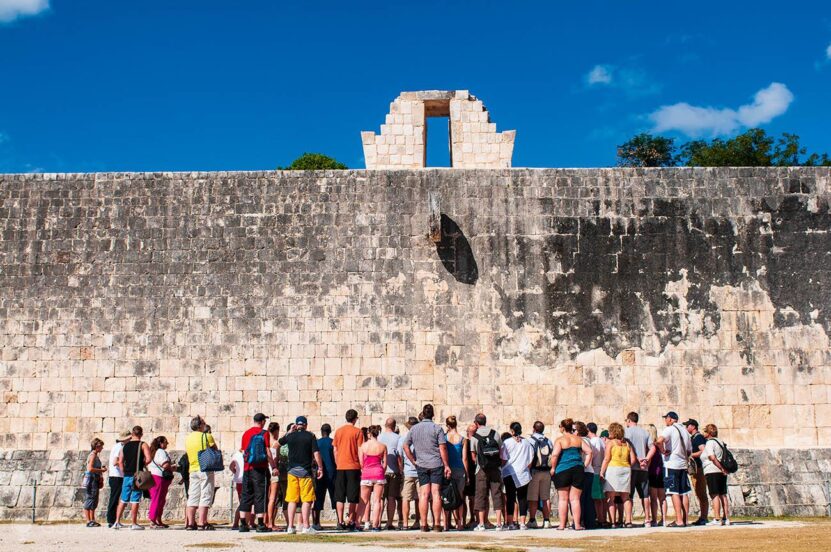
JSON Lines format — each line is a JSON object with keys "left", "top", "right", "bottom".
{"left": 245, "top": 430, "right": 268, "bottom": 465}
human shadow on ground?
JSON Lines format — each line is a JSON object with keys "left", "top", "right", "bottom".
{"left": 435, "top": 214, "right": 478, "bottom": 285}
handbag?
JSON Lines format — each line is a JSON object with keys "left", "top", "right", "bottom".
{"left": 674, "top": 426, "right": 698, "bottom": 477}
{"left": 154, "top": 451, "right": 175, "bottom": 480}
{"left": 132, "top": 441, "right": 156, "bottom": 491}
{"left": 197, "top": 432, "right": 224, "bottom": 472}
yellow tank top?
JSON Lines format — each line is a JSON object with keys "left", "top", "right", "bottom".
{"left": 609, "top": 442, "right": 631, "bottom": 468}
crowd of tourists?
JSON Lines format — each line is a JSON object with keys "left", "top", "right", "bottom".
{"left": 81, "top": 406, "right": 737, "bottom": 533}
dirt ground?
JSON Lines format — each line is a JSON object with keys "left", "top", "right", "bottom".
{"left": 0, "top": 519, "right": 827, "bottom": 552}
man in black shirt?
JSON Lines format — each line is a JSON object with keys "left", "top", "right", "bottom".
{"left": 685, "top": 418, "right": 709, "bottom": 525}
{"left": 278, "top": 416, "right": 323, "bottom": 534}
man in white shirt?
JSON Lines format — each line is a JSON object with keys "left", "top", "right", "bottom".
{"left": 655, "top": 411, "right": 692, "bottom": 527}
{"left": 106, "top": 430, "right": 131, "bottom": 527}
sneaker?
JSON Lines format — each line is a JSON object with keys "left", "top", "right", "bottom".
{"left": 519, "top": 523, "right": 528, "bottom": 530}
{"left": 371, "top": 527, "right": 382, "bottom": 533}
{"left": 473, "top": 524, "right": 486, "bottom": 532}
{"left": 130, "top": 524, "right": 144, "bottom": 531}
{"left": 495, "top": 524, "right": 507, "bottom": 531}
{"left": 312, "top": 524, "right": 323, "bottom": 531}
{"left": 112, "top": 522, "right": 124, "bottom": 530}
{"left": 527, "top": 519, "right": 538, "bottom": 529}
{"left": 707, "top": 519, "right": 722, "bottom": 526}
{"left": 302, "top": 526, "right": 317, "bottom": 534}
{"left": 723, "top": 519, "right": 731, "bottom": 526}
{"left": 363, "top": 522, "right": 371, "bottom": 531}
{"left": 645, "top": 521, "right": 652, "bottom": 528}
{"left": 239, "top": 523, "right": 250, "bottom": 533}
{"left": 336, "top": 522, "right": 348, "bottom": 531}
{"left": 286, "top": 526, "right": 296, "bottom": 534}
{"left": 693, "top": 518, "right": 708, "bottom": 526}
{"left": 255, "top": 524, "right": 271, "bottom": 533}
{"left": 542, "top": 520, "right": 551, "bottom": 529}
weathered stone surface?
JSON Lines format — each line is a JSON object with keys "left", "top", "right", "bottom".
{"left": 0, "top": 167, "right": 830, "bottom": 519}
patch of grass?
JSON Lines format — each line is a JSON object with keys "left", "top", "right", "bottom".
{"left": 460, "top": 545, "right": 527, "bottom": 552}
{"left": 183, "top": 544, "right": 235, "bottom": 549}
{"left": 501, "top": 523, "right": 831, "bottom": 552}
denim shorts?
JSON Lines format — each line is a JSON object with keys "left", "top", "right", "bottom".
{"left": 120, "top": 475, "right": 142, "bottom": 503}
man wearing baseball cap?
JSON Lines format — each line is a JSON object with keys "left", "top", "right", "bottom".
{"left": 106, "top": 430, "right": 132, "bottom": 527}
{"left": 238, "top": 413, "right": 277, "bottom": 533}
{"left": 684, "top": 418, "right": 709, "bottom": 525}
{"left": 655, "top": 411, "right": 692, "bottom": 527}
{"left": 278, "top": 415, "right": 323, "bottom": 534}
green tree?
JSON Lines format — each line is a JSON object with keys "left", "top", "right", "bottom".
{"left": 677, "top": 129, "right": 831, "bottom": 167}
{"left": 616, "top": 133, "right": 678, "bottom": 167}
{"left": 679, "top": 128, "right": 774, "bottom": 167}
{"left": 278, "top": 152, "right": 347, "bottom": 170}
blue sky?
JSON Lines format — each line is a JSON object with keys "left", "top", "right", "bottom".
{"left": 1, "top": 0, "right": 830, "bottom": 172}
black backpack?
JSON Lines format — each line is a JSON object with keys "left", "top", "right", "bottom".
{"left": 474, "top": 430, "right": 501, "bottom": 470}
{"left": 715, "top": 439, "right": 738, "bottom": 474}
{"left": 530, "top": 435, "right": 552, "bottom": 469}
{"left": 440, "top": 478, "right": 463, "bottom": 511}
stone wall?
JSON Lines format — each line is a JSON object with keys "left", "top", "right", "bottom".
{"left": 2, "top": 448, "right": 827, "bottom": 521}
{"left": 1, "top": 167, "right": 830, "bottom": 519}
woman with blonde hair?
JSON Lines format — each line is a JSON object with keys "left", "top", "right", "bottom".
{"left": 359, "top": 425, "right": 387, "bottom": 531}
{"left": 702, "top": 424, "right": 731, "bottom": 526}
{"left": 83, "top": 438, "right": 107, "bottom": 527}
{"left": 600, "top": 422, "right": 636, "bottom": 528}
{"left": 549, "top": 418, "right": 593, "bottom": 530}
{"left": 645, "top": 424, "right": 667, "bottom": 526}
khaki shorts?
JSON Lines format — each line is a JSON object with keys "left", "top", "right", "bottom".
{"left": 187, "top": 471, "right": 215, "bottom": 508}
{"left": 526, "top": 469, "right": 552, "bottom": 502}
{"left": 384, "top": 473, "right": 402, "bottom": 499}
{"left": 402, "top": 476, "right": 419, "bottom": 502}
{"left": 474, "top": 467, "right": 503, "bottom": 511}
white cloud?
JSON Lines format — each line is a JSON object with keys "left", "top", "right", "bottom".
{"left": 649, "top": 82, "right": 794, "bottom": 137}
{"left": 587, "top": 65, "right": 613, "bottom": 85}
{"left": 0, "top": 0, "right": 49, "bottom": 23}
{"left": 827, "top": 43, "right": 831, "bottom": 59}
{"left": 585, "top": 63, "right": 660, "bottom": 96}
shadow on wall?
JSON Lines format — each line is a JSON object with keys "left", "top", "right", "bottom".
{"left": 436, "top": 214, "right": 478, "bottom": 285}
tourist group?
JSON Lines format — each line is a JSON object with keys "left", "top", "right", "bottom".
{"left": 81, "top": 405, "right": 737, "bottom": 534}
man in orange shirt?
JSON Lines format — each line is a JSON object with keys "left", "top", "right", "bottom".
{"left": 333, "top": 408, "right": 364, "bottom": 530}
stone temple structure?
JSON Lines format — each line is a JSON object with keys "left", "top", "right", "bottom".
{"left": 361, "top": 90, "right": 515, "bottom": 169}
{"left": 0, "top": 93, "right": 830, "bottom": 520}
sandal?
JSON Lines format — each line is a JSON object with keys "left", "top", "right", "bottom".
{"left": 624, "top": 523, "right": 634, "bottom": 528}
{"left": 666, "top": 522, "right": 686, "bottom": 528}
{"left": 199, "top": 524, "right": 216, "bottom": 531}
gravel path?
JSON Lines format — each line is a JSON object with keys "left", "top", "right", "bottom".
{"left": 0, "top": 520, "right": 802, "bottom": 552}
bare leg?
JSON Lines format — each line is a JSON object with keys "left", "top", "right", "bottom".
{"left": 621, "top": 493, "right": 632, "bottom": 525}
{"left": 300, "top": 501, "right": 312, "bottom": 529}
{"left": 557, "top": 488, "right": 569, "bottom": 529}
{"left": 569, "top": 487, "right": 583, "bottom": 529}
{"left": 402, "top": 498, "right": 411, "bottom": 529}
{"left": 417, "top": 484, "right": 430, "bottom": 528}
{"left": 671, "top": 494, "right": 685, "bottom": 525}
{"left": 336, "top": 501, "right": 345, "bottom": 525}
{"left": 430, "top": 485, "right": 443, "bottom": 530}
{"left": 372, "top": 484, "right": 384, "bottom": 528}
{"left": 287, "top": 501, "right": 297, "bottom": 530}
{"left": 606, "top": 492, "right": 617, "bottom": 526}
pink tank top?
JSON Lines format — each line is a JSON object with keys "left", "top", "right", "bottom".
{"left": 361, "top": 452, "right": 385, "bottom": 481}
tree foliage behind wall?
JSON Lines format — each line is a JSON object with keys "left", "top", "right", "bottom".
{"left": 617, "top": 129, "right": 831, "bottom": 168}
{"left": 278, "top": 153, "right": 348, "bottom": 170}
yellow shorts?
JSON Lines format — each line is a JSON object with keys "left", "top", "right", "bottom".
{"left": 285, "top": 474, "right": 316, "bottom": 503}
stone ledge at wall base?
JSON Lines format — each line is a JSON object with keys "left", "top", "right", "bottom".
{"left": 0, "top": 449, "right": 828, "bottom": 521}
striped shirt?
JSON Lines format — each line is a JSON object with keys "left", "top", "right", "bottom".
{"left": 403, "top": 419, "right": 447, "bottom": 469}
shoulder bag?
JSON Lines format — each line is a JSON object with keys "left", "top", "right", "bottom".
{"left": 198, "top": 432, "right": 225, "bottom": 472}
{"left": 674, "top": 426, "right": 697, "bottom": 477}
{"left": 133, "top": 442, "right": 156, "bottom": 490}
